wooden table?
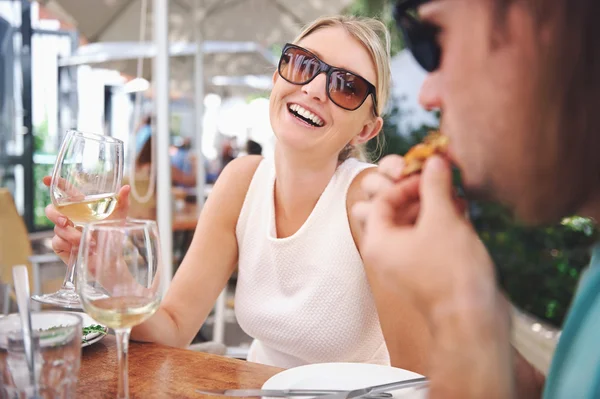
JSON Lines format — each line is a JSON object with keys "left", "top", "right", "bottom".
{"left": 79, "top": 336, "right": 282, "bottom": 398}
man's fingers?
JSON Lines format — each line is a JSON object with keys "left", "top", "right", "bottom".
{"left": 379, "top": 175, "right": 421, "bottom": 209}
{"left": 378, "top": 155, "right": 405, "bottom": 181}
{"left": 419, "top": 156, "right": 458, "bottom": 224}
{"left": 362, "top": 173, "right": 395, "bottom": 198}
{"left": 354, "top": 196, "right": 420, "bottom": 228}
{"left": 352, "top": 201, "right": 372, "bottom": 225}
{"left": 394, "top": 201, "right": 421, "bottom": 226}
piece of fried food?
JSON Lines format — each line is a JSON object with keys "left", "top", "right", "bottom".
{"left": 401, "top": 132, "right": 449, "bottom": 177}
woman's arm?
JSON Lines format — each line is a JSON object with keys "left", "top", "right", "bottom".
{"left": 130, "top": 155, "right": 263, "bottom": 347}
{"left": 347, "top": 168, "right": 432, "bottom": 375}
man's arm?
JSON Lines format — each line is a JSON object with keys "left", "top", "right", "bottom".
{"left": 354, "top": 156, "right": 519, "bottom": 398}
{"left": 427, "top": 290, "right": 516, "bottom": 399}
{"left": 514, "top": 347, "right": 546, "bottom": 398}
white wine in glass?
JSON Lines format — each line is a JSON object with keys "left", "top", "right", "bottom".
{"left": 85, "top": 296, "right": 160, "bottom": 329}
{"left": 32, "top": 129, "right": 124, "bottom": 308}
{"left": 77, "top": 219, "right": 162, "bottom": 399}
{"left": 55, "top": 193, "right": 119, "bottom": 223}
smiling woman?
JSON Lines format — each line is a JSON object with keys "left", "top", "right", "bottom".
{"left": 45, "top": 15, "right": 430, "bottom": 374}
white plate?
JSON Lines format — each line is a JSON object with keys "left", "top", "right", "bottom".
{"left": 262, "top": 363, "right": 427, "bottom": 399}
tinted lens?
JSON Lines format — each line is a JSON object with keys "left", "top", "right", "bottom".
{"left": 398, "top": 13, "right": 441, "bottom": 72}
{"left": 279, "top": 46, "right": 321, "bottom": 84}
{"left": 329, "top": 70, "right": 370, "bottom": 110}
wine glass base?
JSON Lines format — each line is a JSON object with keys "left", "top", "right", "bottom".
{"left": 31, "top": 290, "right": 83, "bottom": 309}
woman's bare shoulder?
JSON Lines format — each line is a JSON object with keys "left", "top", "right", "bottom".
{"left": 217, "top": 155, "right": 264, "bottom": 191}
{"left": 347, "top": 166, "right": 378, "bottom": 207}
{"left": 203, "top": 155, "right": 264, "bottom": 222}
{"left": 346, "top": 166, "right": 378, "bottom": 245}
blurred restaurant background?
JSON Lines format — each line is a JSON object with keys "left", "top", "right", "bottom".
{"left": 0, "top": 0, "right": 597, "bottom": 371}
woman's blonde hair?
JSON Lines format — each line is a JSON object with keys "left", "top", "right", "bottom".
{"left": 292, "top": 15, "right": 392, "bottom": 162}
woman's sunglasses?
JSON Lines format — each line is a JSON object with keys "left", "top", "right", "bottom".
{"left": 394, "top": 0, "right": 441, "bottom": 72}
{"left": 278, "top": 43, "right": 379, "bottom": 116}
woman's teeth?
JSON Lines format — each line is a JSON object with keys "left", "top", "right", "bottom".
{"left": 288, "top": 104, "right": 324, "bottom": 127}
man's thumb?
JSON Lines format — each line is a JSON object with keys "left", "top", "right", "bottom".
{"left": 420, "top": 156, "right": 457, "bottom": 222}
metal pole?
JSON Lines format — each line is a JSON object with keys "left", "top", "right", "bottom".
{"left": 194, "top": 0, "right": 206, "bottom": 209}
{"left": 153, "top": 0, "right": 172, "bottom": 294}
{"left": 194, "top": 0, "right": 225, "bottom": 346}
{"left": 20, "top": 0, "right": 34, "bottom": 231}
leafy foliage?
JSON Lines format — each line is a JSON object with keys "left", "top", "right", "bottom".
{"left": 33, "top": 119, "right": 53, "bottom": 229}
{"left": 346, "top": 0, "right": 404, "bottom": 56}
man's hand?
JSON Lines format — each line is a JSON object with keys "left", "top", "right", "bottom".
{"left": 354, "top": 155, "right": 489, "bottom": 316}
{"left": 354, "top": 156, "right": 515, "bottom": 398}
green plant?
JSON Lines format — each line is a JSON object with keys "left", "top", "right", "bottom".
{"left": 346, "top": 0, "right": 404, "bottom": 56}
{"left": 33, "top": 117, "right": 53, "bottom": 229}
{"left": 33, "top": 163, "right": 53, "bottom": 229}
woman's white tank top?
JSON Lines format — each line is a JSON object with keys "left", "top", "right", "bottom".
{"left": 234, "top": 157, "right": 390, "bottom": 368}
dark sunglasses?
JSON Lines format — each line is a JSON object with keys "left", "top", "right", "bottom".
{"left": 278, "top": 43, "right": 379, "bottom": 116}
{"left": 394, "top": 0, "right": 441, "bottom": 72}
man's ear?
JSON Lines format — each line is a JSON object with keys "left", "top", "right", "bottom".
{"left": 272, "top": 70, "right": 279, "bottom": 86}
{"left": 351, "top": 116, "right": 384, "bottom": 145}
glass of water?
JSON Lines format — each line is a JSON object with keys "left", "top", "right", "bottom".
{"left": 0, "top": 312, "right": 82, "bottom": 398}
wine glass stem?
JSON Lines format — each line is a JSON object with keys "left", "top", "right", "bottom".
{"left": 60, "top": 244, "right": 79, "bottom": 291}
{"left": 115, "top": 328, "right": 131, "bottom": 399}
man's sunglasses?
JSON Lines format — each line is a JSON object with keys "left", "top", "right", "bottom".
{"left": 394, "top": 0, "right": 441, "bottom": 72}
{"left": 278, "top": 43, "right": 379, "bottom": 116}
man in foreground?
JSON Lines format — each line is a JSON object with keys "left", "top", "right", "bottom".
{"left": 354, "top": 0, "right": 600, "bottom": 397}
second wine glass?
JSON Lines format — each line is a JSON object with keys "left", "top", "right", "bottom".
{"left": 77, "top": 219, "right": 163, "bottom": 399}
{"left": 32, "top": 129, "right": 124, "bottom": 308}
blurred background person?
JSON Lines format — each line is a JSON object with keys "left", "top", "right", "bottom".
{"left": 134, "top": 114, "right": 153, "bottom": 154}
{"left": 136, "top": 135, "right": 196, "bottom": 188}
{"left": 246, "top": 139, "right": 262, "bottom": 156}
{"left": 171, "top": 137, "right": 193, "bottom": 173}
{"left": 219, "top": 137, "right": 237, "bottom": 171}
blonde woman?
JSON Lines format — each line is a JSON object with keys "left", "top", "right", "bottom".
{"left": 46, "top": 16, "right": 429, "bottom": 372}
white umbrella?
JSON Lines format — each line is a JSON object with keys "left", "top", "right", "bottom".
{"left": 58, "top": 40, "right": 276, "bottom": 96}
{"left": 41, "top": 0, "right": 352, "bottom": 44}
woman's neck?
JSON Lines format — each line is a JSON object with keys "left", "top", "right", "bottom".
{"left": 272, "top": 145, "right": 340, "bottom": 237}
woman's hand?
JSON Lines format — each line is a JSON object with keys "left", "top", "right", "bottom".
{"left": 43, "top": 176, "right": 131, "bottom": 264}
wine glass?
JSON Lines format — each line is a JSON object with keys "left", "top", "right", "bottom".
{"left": 76, "top": 219, "right": 162, "bottom": 399}
{"left": 32, "top": 129, "right": 124, "bottom": 308}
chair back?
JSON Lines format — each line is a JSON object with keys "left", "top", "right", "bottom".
{"left": 0, "top": 188, "right": 34, "bottom": 292}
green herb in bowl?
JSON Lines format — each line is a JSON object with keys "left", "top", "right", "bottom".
{"left": 82, "top": 324, "right": 107, "bottom": 344}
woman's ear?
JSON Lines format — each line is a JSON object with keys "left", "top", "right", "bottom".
{"left": 351, "top": 116, "right": 383, "bottom": 145}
